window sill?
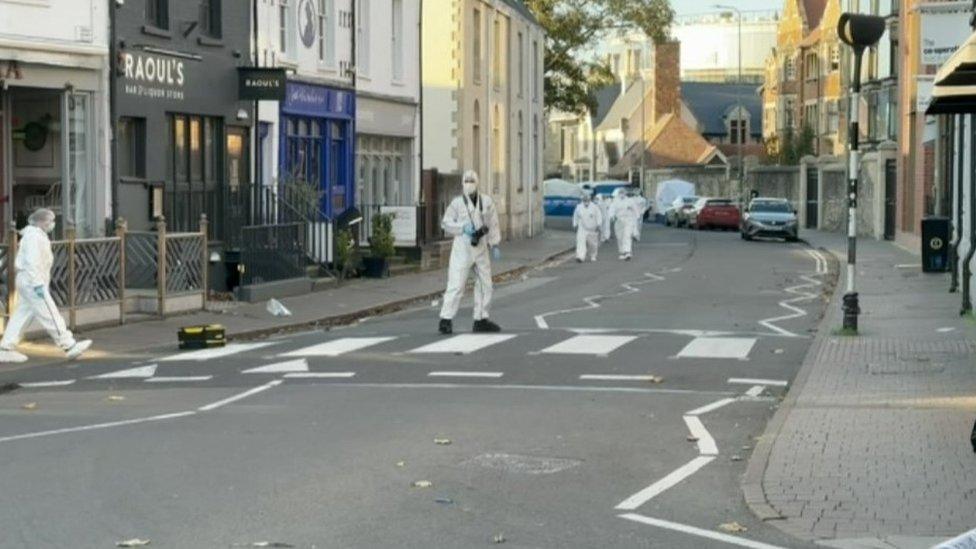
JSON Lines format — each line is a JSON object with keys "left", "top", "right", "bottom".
{"left": 391, "top": 79, "right": 406, "bottom": 88}
{"left": 142, "top": 24, "right": 172, "bottom": 39}
{"left": 197, "top": 36, "right": 224, "bottom": 48}
{"left": 119, "top": 176, "right": 152, "bottom": 187}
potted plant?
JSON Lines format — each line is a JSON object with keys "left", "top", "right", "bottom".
{"left": 335, "top": 228, "right": 359, "bottom": 281}
{"left": 363, "top": 213, "right": 395, "bottom": 278}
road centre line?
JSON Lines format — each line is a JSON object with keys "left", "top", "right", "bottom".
{"left": 428, "top": 371, "right": 504, "bottom": 378}
{"left": 284, "top": 372, "right": 356, "bottom": 379}
{"left": 683, "top": 415, "right": 718, "bottom": 455}
{"left": 0, "top": 411, "right": 197, "bottom": 444}
{"left": 618, "top": 513, "right": 788, "bottom": 549}
{"left": 145, "top": 376, "right": 213, "bottom": 383}
{"left": 197, "top": 380, "right": 283, "bottom": 412}
{"left": 728, "top": 377, "right": 788, "bottom": 386}
{"left": 18, "top": 380, "right": 76, "bottom": 388}
{"left": 579, "top": 374, "right": 662, "bottom": 382}
{"left": 282, "top": 382, "right": 734, "bottom": 396}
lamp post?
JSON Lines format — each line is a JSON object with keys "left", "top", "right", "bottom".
{"left": 837, "top": 13, "right": 885, "bottom": 333}
{"left": 714, "top": 5, "right": 743, "bottom": 202}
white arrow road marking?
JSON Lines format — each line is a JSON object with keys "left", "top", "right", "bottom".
{"left": 160, "top": 342, "right": 276, "bottom": 362}
{"left": 618, "top": 513, "right": 788, "bottom": 549}
{"left": 280, "top": 336, "right": 396, "bottom": 357}
{"left": 408, "top": 334, "right": 516, "bottom": 354}
{"left": 539, "top": 335, "right": 638, "bottom": 355}
{"left": 242, "top": 359, "right": 309, "bottom": 374}
{"left": 615, "top": 457, "right": 716, "bottom": 510}
{"left": 90, "top": 365, "right": 157, "bottom": 379}
{"left": 677, "top": 337, "right": 756, "bottom": 359}
{"left": 19, "top": 380, "right": 76, "bottom": 388}
{"left": 727, "top": 377, "right": 788, "bottom": 387}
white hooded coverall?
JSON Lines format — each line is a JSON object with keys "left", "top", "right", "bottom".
{"left": 609, "top": 191, "right": 637, "bottom": 257}
{"left": 0, "top": 225, "right": 78, "bottom": 350}
{"left": 439, "top": 193, "right": 502, "bottom": 321}
{"left": 573, "top": 201, "right": 603, "bottom": 261}
{"left": 596, "top": 195, "right": 612, "bottom": 242}
{"left": 631, "top": 195, "right": 647, "bottom": 241}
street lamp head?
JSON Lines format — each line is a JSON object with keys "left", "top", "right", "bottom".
{"left": 837, "top": 13, "right": 886, "bottom": 51}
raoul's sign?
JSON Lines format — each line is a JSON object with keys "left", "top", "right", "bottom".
{"left": 238, "top": 67, "right": 286, "bottom": 100}
{"left": 121, "top": 52, "right": 185, "bottom": 100}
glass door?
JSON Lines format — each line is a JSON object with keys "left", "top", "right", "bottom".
{"left": 62, "top": 91, "right": 93, "bottom": 236}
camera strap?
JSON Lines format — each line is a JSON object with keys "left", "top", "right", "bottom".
{"left": 463, "top": 193, "right": 484, "bottom": 231}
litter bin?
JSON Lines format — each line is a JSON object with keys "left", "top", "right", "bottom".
{"left": 921, "top": 216, "right": 950, "bottom": 273}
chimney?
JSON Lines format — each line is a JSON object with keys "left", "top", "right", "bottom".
{"left": 651, "top": 41, "right": 681, "bottom": 123}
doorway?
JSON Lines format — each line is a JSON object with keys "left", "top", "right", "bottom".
{"left": 805, "top": 166, "right": 819, "bottom": 229}
{"left": 884, "top": 159, "right": 897, "bottom": 240}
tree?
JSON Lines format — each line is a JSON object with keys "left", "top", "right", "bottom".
{"left": 525, "top": 0, "right": 675, "bottom": 115}
{"left": 771, "top": 125, "right": 816, "bottom": 165}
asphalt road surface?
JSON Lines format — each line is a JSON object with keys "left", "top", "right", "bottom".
{"left": 0, "top": 224, "right": 833, "bottom": 549}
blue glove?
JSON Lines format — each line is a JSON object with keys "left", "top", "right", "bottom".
{"left": 32, "top": 286, "right": 44, "bottom": 299}
{"left": 491, "top": 246, "right": 501, "bottom": 261}
{"left": 462, "top": 223, "right": 476, "bottom": 236}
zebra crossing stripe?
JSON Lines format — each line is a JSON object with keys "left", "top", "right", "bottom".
{"left": 280, "top": 337, "right": 397, "bottom": 357}
{"left": 91, "top": 365, "right": 157, "bottom": 379}
{"left": 677, "top": 337, "right": 756, "bottom": 359}
{"left": 540, "top": 335, "right": 638, "bottom": 355}
{"left": 408, "top": 334, "right": 516, "bottom": 355}
{"left": 160, "top": 342, "right": 275, "bottom": 362}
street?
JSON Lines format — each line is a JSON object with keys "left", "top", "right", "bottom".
{"left": 0, "top": 225, "right": 833, "bottom": 548}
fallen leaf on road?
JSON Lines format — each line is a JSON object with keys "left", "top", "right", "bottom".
{"left": 730, "top": 455, "right": 743, "bottom": 462}
{"left": 412, "top": 480, "right": 433, "bottom": 488}
{"left": 774, "top": 348, "right": 785, "bottom": 354}
{"left": 116, "top": 539, "right": 150, "bottom": 547}
{"left": 435, "top": 497, "right": 454, "bottom": 505}
{"left": 21, "top": 402, "right": 37, "bottom": 411}
{"left": 396, "top": 461, "right": 405, "bottom": 467}
{"left": 718, "top": 522, "right": 747, "bottom": 533}
{"left": 106, "top": 395, "right": 125, "bottom": 402}
{"left": 646, "top": 376, "right": 663, "bottom": 384}
{"left": 686, "top": 435, "right": 699, "bottom": 442}
{"left": 491, "top": 533, "right": 506, "bottom": 544}
{"left": 741, "top": 445, "right": 752, "bottom": 451}
{"left": 434, "top": 437, "right": 452, "bottom": 445}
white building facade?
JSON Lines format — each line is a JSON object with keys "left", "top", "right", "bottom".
{"left": 0, "top": 0, "right": 111, "bottom": 237}
{"left": 422, "top": 0, "right": 546, "bottom": 240}
{"left": 355, "top": 0, "right": 421, "bottom": 210}
{"left": 672, "top": 11, "right": 778, "bottom": 84}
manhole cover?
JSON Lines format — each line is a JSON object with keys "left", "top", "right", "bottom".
{"left": 462, "top": 453, "right": 581, "bottom": 475}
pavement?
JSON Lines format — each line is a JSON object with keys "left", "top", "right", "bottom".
{"left": 744, "top": 230, "right": 976, "bottom": 549}
{"left": 0, "top": 224, "right": 834, "bottom": 548}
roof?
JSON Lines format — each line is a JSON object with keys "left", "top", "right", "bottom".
{"left": 595, "top": 79, "right": 644, "bottom": 132}
{"left": 680, "top": 81, "right": 763, "bottom": 138}
{"left": 590, "top": 84, "right": 621, "bottom": 128}
{"left": 612, "top": 113, "right": 724, "bottom": 173}
{"left": 801, "top": 0, "right": 827, "bottom": 31}
{"left": 501, "top": 0, "right": 539, "bottom": 26}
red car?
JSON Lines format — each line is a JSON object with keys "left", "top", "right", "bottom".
{"left": 690, "top": 198, "right": 740, "bottom": 230}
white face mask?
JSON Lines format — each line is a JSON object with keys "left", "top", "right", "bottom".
{"left": 463, "top": 182, "right": 477, "bottom": 196}
{"left": 45, "top": 222, "right": 56, "bottom": 234}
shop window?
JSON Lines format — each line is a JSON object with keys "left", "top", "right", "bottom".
{"left": 392, "top": 0, "right": 403, "bottom": 81}
{"left": 473, "top": 8, "right": 483, "bottom": 83}
{"left": 147, "top": 0, "right": 169, "bottom": 30}
{"left": 318, "top": 0, "right": 336, "bottom": 66}
{"left": 118, "top": 117, "right": 146, "bottom": 179}
{"left": 201, "top": 0, "right": 221, "bottom": 39}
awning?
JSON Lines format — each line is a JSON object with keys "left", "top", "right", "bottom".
{"left": 935, "top": 30, "right": 976, "bottom": 87}
{"left": 926, "top": 84, "right": 976, "bottom": 115}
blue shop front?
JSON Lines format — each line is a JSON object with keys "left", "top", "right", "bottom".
{"left": 278, "top": 81, "right": 355, "bottom": 218}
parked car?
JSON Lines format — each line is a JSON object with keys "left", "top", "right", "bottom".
{"left": 740, "top": 198, "right": 799, "bottom": 242}
{"left": 689, "top": 198, "right": 740, "bottom": 230}
{"left": 665, "top": 196, "right": 699, "bottom": 227}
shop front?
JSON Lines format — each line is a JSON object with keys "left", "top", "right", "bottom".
{"left": 278, "top": 81, "right": 356, "bottom": 219}
{"left": 0, "top": 59, "right": 108, "bottom": 238}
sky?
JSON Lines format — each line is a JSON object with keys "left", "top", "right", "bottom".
{"left": 673, "top": 0, "right": 781, "bottom": 17}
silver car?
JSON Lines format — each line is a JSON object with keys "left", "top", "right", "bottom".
{"left": 740, "top": 198, "right": 799, "bottom": 242}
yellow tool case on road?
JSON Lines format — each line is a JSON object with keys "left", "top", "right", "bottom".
{"left": 177, "top": 324, "right": 226, "bottom": 350}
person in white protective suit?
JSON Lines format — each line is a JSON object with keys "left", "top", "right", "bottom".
{"left": 438, "top": 170, "right": 502, "bottom": 335}
{"left": 608, "top": 188, "right": 637, "bottom": 261}
{"left": 0, "top": 209, "right": 92, "bottom": 363}
{"left": 595, "top": 193, "right": 612, "bottom": 242}
{"left": 572, "top": 189, "right": 603, "bottom": 262}
{"left": 630, "top": 191, "right": 648, "bottom": 241}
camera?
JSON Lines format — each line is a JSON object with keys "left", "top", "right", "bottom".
{"left": 470, "top": 226, "right": 489, "bottom": 247}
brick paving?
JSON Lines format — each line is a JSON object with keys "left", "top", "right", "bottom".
{"left": 754, "top": 232, "right": 976, "bottom": 547}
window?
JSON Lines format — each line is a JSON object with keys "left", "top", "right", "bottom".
{"left": 492, "top": 18, "right": 501, "bottom": 89}
{"left": 318, "top": 0, "right": 335, "bottom": 65}
{"left": 147, "top": 0, "right": 169, "bottom": 30}
{"left": 167, "top": 115, "right": 222, "bottom": 235}
{"left": 785, "top": 55, "right": 796, "bottom": 81}
{"left": 492, "top": 105, "right": 501, "bottom": 192}
{"left": 357, "top": 0, "right": 370, "bottom": 76}
{"left": 805, "top": 53, "right": 819, "bottom": 81}
{"left": 472, "top": 100, "right": 481, "bottom": 177}
{"left": 201, "top": 0, "right": 221, "bottom": 39}
{"left": 392, "top": 0, "right": 403, "bottom": 81}
{"left": 473, "top": 8, "right": 482, "bottom": 83}
{"left": 532, "top": 115, "right": 539, "bottom": 190}
{"left": 118, "top": 117, "right": 146, "bottom": 179}
{"left": 532, "top": 39, "right": 539, "bottom": 101}
{"left": 784, "top": 97, "right": 796, "bottom": 129}
{"left": 830, "top": 44, "right": 840, "bottom": 71}
{"left": 517, "top": 111, "right": 524, "bottom": 191}
{"left": 826, "top": 101, "right": 839, "bottom": 133}
{"left": 804, "top": 103, "right": 819, "bottom": 134}
{"left": 517, "top": 32, "right": 524, "bottom": 97}
{"left": 279, "top": 0, "right": 292, "bottom": 55}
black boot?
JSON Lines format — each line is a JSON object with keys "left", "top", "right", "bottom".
{"left": 438, "top": 318, "right": 453, "bottom": 335}
{"left": 472, "top": 319, "right": 501, "bottom": 333}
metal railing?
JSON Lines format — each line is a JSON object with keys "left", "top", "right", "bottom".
{"left": 240, "top": 222, "right": 307, "bottom": 286}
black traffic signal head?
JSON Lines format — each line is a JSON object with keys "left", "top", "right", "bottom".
{"left": 838, "top": 13, "right": 886, "bottom": 51}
